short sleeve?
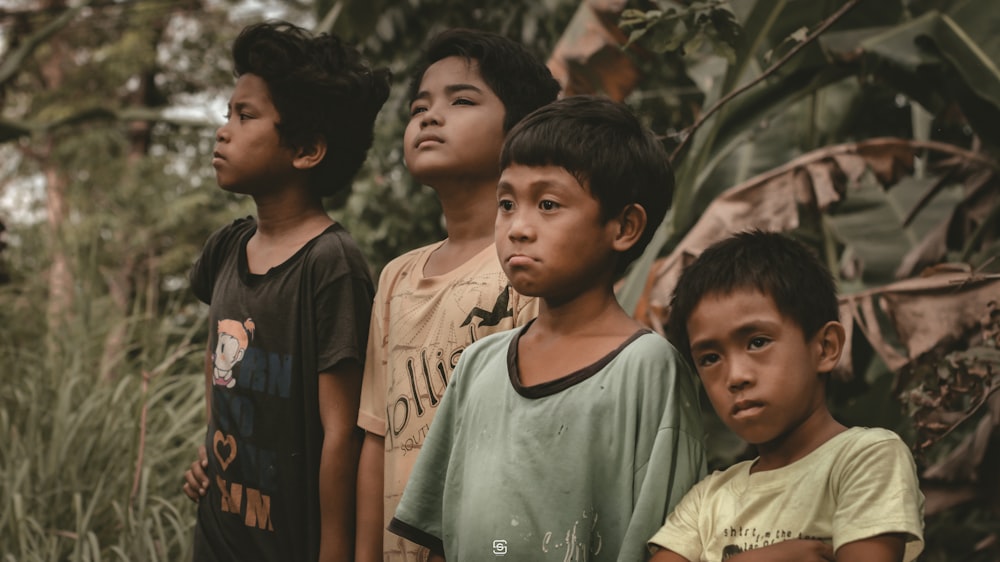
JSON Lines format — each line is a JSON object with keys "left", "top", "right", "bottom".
{"left": 647, "top": 476, "right": 709, "bottom": 560}
{"left": 832, "top": 433, "right": 925, "bottom": 561}
{"left": 621, "top": 344, "right": 706, "bottom": 562}
{"left": 315, "top": 271, "right": 373, "bottom": 374}
{"left": 357, "top": 287, "right": 387, "bottom": 435}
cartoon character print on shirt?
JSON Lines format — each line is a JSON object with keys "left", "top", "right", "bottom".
{"left": 208, "top": 317, "right": 294, "bottom": 533}
{"left": 213, "top": 318, "right": 255, "bottom": 388}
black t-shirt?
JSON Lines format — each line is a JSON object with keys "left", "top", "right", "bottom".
{"left": 190, "top": 217, "right": 373, "bottom": 562}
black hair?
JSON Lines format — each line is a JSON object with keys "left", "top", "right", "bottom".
{"left": 667, "top": 230, "right": 840, "bottom": 366}
{"left": 231, "top": 21, "right": 391, "bottom": 197}
{"left": 500, "top": 95, "right": 674, "bottom": 276}
{"left": 407, "top": 28, "right": 560, "bottom": 133}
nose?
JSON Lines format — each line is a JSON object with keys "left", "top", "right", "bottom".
{"left": 216, "top": 123, "right": 229, "bottom": 142}
{"left": 419, "top": 105, "right": 441, "bottom": 128}
{"left": 725, "top": 359, "right": 754, "bottom": 393}
{"left": 504, "top": 209, "right": 534, "bottom": 242}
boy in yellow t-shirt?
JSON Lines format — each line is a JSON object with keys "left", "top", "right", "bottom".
{"left": 649, "top": 231, "right": 925, "bottom": 562}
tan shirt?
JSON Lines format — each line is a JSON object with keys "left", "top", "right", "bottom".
{"left": 358, "top": 241, "right": 536, "bottom": 562}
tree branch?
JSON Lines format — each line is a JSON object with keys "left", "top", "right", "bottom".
{"left": 0, "top": 2, "right": 89, "bottom": 87}
{"left": 669, "top": 0, "right": 864, "bottom": 163}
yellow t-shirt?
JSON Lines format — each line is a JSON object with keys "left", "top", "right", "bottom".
{"left": 648, "top": 426, "right": 925, "bottom": 562}
{"left": 358, "top": 241, "right": 537, "bottom": 562}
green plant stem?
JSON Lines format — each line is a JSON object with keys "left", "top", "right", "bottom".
{"left": 669, "top": 0, "right": 865, "bottom": 163}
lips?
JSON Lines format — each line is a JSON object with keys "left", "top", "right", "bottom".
{"left": 505, "top": 254, "right": 535, "bottom": 268}
{"left": 413, "top": 133, "right": 444, "bottom": 148}
{"left": 731, "top": 399, "right": 765, "bottom": 417}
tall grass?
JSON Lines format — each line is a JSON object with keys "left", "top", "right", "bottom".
{"left": 0, "top": 300, "right": 205, "bottom": 561}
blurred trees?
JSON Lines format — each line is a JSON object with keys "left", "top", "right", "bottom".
{"left": 0, "top": 0, "right": 997, "bottom": 559}
{"left": 0, "top": 0, "right": 578, "bottom": 558}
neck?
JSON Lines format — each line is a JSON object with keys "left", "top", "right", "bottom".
{"left": 754, "top": 407, "right": 846, "bottom": 472}
{"left": 252, "top": 182, "right": 331, "bottom": 238}
{"left": 433, "top": 178, "right": 498, "bottom": 245}
{"left": 535, "top": 285, "right": 638, "bottom": 338}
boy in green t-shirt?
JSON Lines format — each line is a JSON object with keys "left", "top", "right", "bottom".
{"left": 389, "top": 96, "right": 706, "bottom": 561}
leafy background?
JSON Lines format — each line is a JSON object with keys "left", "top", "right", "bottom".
{"left": 0, "top": 0, "right": 997, "bottom": 560}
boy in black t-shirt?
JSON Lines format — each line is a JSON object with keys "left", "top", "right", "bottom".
{"left": 180, "top": 21, "right": 390, "bottom": 562}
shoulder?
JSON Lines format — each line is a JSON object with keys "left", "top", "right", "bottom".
{"left": 301, "top": 224, "right": 373, "bottom": 281}
{"left": 825, "top": 427, "right": 918, "bottom": 487}
{"left": 190, "top": 216, "right": 255, "bottom": 302}
{"left": 377, "top": 242, "right": 440, "bottom": 284}
{"left": 462, "top": 328, "right": 519, "bottom": 362}
{"left": 687, "top": 460, "right": 751, "bottom": 499}
{"left": 834, "top": 426, "right": 909, "bottom": 455}
{"left": 619, "top": 332, "right": 692, "bottom": 380}
{"left": 629, "top": 331, "right": 685, "bottom": 356}
{"left": 201, "top": 216, "right": 256, "bottom": 254}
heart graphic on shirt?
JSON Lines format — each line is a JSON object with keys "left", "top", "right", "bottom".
{"left": 213, "top": 430, "right": 237, "bottom": 471}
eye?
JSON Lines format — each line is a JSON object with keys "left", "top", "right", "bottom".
{"left": 539, "top": 200, "right": 559, "bottom": 211}
{"left": 748, "top": 337, "right": 770, "bottom": 350}
{"left": 498, "top": 199, "right": 514, "bottom": 211}
{"left": 696, "top": 353, "right": 720, "bottom": 368}
{"left": 453, "top": 97, "right": 474, "bottom": 106}
{"left": 409, "top": 105, "right": 427, "bottom": 117}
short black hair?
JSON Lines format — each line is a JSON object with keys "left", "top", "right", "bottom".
{"left": 232, "top": 21, "right": 391, "bottom": 197}
{"left": 500, "top": 95, "right": 674, "bottom": 276}
{"left": 407, "top": 28, "right": 560, "bottom": 133}
{"left": 668, "top": 230, "right": 840, "bottom": 366}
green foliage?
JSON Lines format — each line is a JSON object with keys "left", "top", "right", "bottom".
{"left": 0, "top": 299, "right": 205, "bottom": 559}
{"left": 0, "top": 1, "right": 579, "bottom": 558}
{"left": 616, "top": 1, "right": 1000, "bottom": 558}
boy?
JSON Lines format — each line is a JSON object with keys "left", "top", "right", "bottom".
{"left": 354, "top": 28, "right": 560, "bottom": 562}
{"left": 648, "top": 230, "right": 925, "bottom": 562}
{"left": 388, "top": 95, "right": 706, "bottom": 561}
{"left": 180, "top": 21, "right": 390, "bottom": 562}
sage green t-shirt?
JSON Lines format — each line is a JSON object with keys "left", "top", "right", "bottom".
{"left": 390, "top": 324, "right": 706, "bottom": 561}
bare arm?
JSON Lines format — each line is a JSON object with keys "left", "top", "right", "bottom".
{"left": 835, "top": 534, "right": 906, "bottom": 562}
{"left": 181, "top": 344, "right": 214, "bottom": 501}
{"left": 318, "top": 360, "right": 364, "bottom": 562}
{"left": 649, "top": 548, "right": 691, "bottom": 562}
{"left": 727, "top": 540, "right": 835, "bottom": 562}
{"left": 203, "top": 344, "right": 212, "bottom": 419}
{"left": 354, "top": 432, "right": 385, "bottom": 562}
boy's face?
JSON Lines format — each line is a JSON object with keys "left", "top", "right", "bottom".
{"left": 403, "top": 56, "right": 506, "bottom": 187}
{"left": 687, "top": 289, "right": 838, "bottom": 455}
{"left": 213, "top": 73, "right": 296, "bottom": 194}
{"left": 496, "top": 164, "right": 621, "bottom": 302}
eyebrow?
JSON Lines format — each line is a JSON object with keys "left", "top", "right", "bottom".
{"left": 689, "top": 320, "right": 780, "bottom": 352}
{"left": 412, "top": 83, "right": 485, "bottom": 102}
{"left": 227, "top": 100, "right": 258, "bottom": 112}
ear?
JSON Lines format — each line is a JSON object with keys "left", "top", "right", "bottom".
{"left": 292, "top": 136, "right": 327, "bottom": 171}
{"left": 610, "top": 203, "right": 647, "bottom": 253}
{"left": 814, "top": 320, "right": 846, "bottom": 374}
